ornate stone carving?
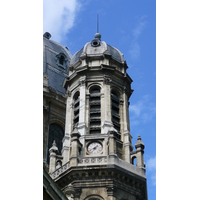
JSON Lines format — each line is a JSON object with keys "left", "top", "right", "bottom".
{"left": 67, "top": 90, "right": 71, "bottom": 97}
{"left": 103, "top": 75, "right": 112, "bottom": 85}
{"left": 119, "top": 98, "right": 124, "bottom": 105}
{"left": 123, "top": 86, "right": 128, "bottom": 94}
{"left": 79, "top": 76, "right": 86, "bottom": 86}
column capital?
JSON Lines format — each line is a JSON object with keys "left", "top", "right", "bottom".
{"left": 103, "top": 75, "right": 112, "bottom": 85}
{"left": 79, "top": 76, "right": 86, "bottom": 86}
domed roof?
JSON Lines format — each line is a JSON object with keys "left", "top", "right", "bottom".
{"left": 70, "top": 33, "right": 124, "bottom": 65}
{"left": 43, "top": 32, "right": 72, "bottom": 95}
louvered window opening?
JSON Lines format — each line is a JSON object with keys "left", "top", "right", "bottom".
{"left": 73, "top": 95, "right": 80, "bottom": 128}
{"left": 90, "top": 88, "right": 101, "bottom": 134}
{"left": 111, "top": 93, "right": 121, "bottom": 134}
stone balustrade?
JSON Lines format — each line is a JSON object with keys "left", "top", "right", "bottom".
{"left": 51, "top": 161, "right": 70, "bottom": 179}
{"left": 50, "top": 155, "right": 145, "bottom": 180}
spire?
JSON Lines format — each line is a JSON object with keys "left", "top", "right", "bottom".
{"left": 135, "top": 134, "right": 144, "bottom": 149}
{"left": 49, "top": 140, "right": 58, "bottom": 153}
{"left": 97, "top": 14, "right": 99, "bottom": 33}
{"left": 94, "top": 14, "right": 101, "bottom": 41}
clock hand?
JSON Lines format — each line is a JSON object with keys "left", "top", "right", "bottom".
{"left": 93, "top": 145, "right": 98, "bottom": 150}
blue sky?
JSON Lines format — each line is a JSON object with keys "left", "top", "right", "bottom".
{"left": 44, "top": 1, "right": 156, "bottom": 199}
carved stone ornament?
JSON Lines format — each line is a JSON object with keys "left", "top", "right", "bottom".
{"left": 67, "top": 90, "right": 71, "bottom": 97}
{"left": 69, "top": 65, "right": 73, "bottom": 71}
{"left": 119, "top": 98, "right": 124, "bottom": 105}
{"left": 79, "top": 79, "right": 86, "bottom": 86}
{"left": 123, "top": 86, "right": 128, "bottom": 94}
{"left": 103, "top": 76, "right": 111, "bottom": 85}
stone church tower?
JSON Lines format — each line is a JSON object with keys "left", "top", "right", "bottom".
{"left": 44, "top": 32, "right": 147, "bottom": 200}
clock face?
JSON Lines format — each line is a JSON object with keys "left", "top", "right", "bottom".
{"left": 87, "top": 142, "right": 102, "bottom": 154}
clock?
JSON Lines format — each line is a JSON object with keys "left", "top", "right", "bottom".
{"left": 87, "top": 142, "right": 102, "bottom": 154}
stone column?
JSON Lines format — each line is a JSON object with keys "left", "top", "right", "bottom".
{"left": 122, "top": 87, "right": 129, "bottom": 131}
{"left": 122, "top": 87, "right": 132, "bottom": 163}
{"left": 62, "top": 133, "right": 70, "bottom": 164}
{"left": 77, "top": 77, "right": 86, "bottom": 136}
{"left": 108, "top": 131, "right": 116, "bottom": 155}
{"left": 135, "top": 135, "right": 145, "bottom": 168}
{"left": 49, "top": 140, "right": 58, "bottom": 173}
{"left": 63, "top": 91, "right": 73, "bottom": 164}
{"left": 65, "top": 90, "right": 73, "bottom": 134}
{"left": 70, "top": 128, "right": 82, "bottom": 167}
{"left": 102, "top": 76, "right": 113, "bottom": 133}
{"left": 119, "top": 99, "right": 124, "bottom": 141}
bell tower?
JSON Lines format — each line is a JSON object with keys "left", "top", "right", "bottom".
{"left": 48, "top": 33, "right": 147, "bottom": 200}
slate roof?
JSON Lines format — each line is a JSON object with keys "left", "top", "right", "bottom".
{"left": 43, "top": 34, "right": 72, "bottom": 95}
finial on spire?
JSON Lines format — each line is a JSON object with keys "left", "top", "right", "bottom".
{"left": 94, "top": 14, "right": 101, "bottom": 41}
{"left": 52, "top": 140, "right": 57, "bottom": 146}
{"left": 97, "top": 14, "right": 99, "bottom": 33}
{"left": 137, "top": 134, "right": 141, "bottom": 141}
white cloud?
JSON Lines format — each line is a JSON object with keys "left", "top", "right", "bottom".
{"left": 146, "top": 156, "right": 156, "bottom": 171}
{"left": 132, "top": 16, "right": 147, "bottom": 40}
{"left": 129, "top": 42, "right": 140, "bottom": 60}
{"left": 43, "top": 0, "right": 81, "bottom": 42}
{"left": 129, "top": 95, "right": 156, "bottom": 125}
{"left": 129, "top": 16, "right": 147, "bottom": 61}
{"left": 146, "top": 156, "right": 156, "bottom": 186}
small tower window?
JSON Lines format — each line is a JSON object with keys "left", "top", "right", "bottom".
{"left": 55, "top": 53, "right": 67, "bottom": 69}
{"left": 89, "top": 86, "right": 101, "bottom": 134}
{"left": 111, "top": 90, "right": 121, "bottom": 135}
{"left": 59, "top": 55, "right": 64, "bottom": 65}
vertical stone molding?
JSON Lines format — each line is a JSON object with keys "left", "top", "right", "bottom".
{"left": 62, "top": 134, "right": 70, "bottom": 164}
{"left": 122, "top": 87, "right": 129, "bottom": 131}
{"left": 65, "top": 95, "right": 73, "bottom": 134}
{"left": 78, "top": 77, "right": 86, "bottom": 136}
{"left": 102, "top": 81, "right": 112, "bottom": 133}
{"left": 108, "top": 131, "right": 117, "bottom": 155}
{"left": 123, "top": 130, "right": 131, "bottom": 163}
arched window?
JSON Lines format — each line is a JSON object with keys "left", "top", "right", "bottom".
{"left": 111, "top": 90, "right": 121, "bottom": 136}
{"left": 90, "top": 86, "right": 101, "bottom": 134}
{"left": 55, "top": 53, "right": 67, "bottom": 69}
{"left": 47, "top": 123, "right": 64, "bottom": 164}
{"left": 73, "top": 92, "right": 80, "bottom": 128}
{"left": 59, "top": 55, "right": 65, "bottom": 65}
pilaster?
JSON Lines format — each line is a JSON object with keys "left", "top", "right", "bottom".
{"left": 62, "top": 133, "right": 70, "bottom": 164}
{"left": 65, "top": 91, "right": 73, "bottom": 134}
{"left": 102, "top": 76, "right": 113, "bottom": 134}
{"left": 77, "top": 76, "right": 86, "bottom": 136}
